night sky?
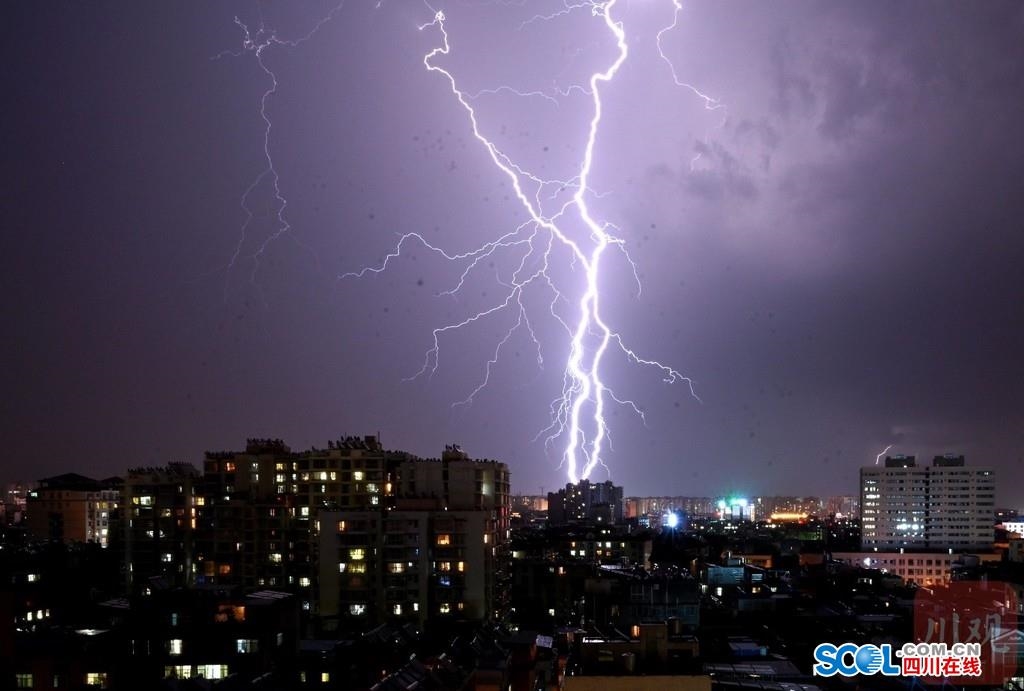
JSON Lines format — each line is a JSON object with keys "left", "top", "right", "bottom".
{"left": 3, "top": 1, "right": 1023, "bottom": 505}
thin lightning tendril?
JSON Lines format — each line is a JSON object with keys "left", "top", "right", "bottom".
{"left": 875, "top": 444, "right": 894, "bottom": 465}
{"left": 216, "top": 3, "right": 345, "bottom": 285}
{"left": 345, "top": 0, "right": 713, "bottom": 483}
{"left": 656, "top": 0, "right": 725, "bottom": 115}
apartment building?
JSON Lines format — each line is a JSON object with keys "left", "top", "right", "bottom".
{"left": 319, "top": 446, "right": 511, "bottom": 629}
{"left": 860, "top": 455, "right": 995, "bottom": 551}
{"left": 121, "top": 463, "right": 199, "bottom": 591}
{"left": 26, "top": 473, "right": 120, "bottom": 546}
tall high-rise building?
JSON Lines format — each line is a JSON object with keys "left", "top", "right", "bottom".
{"left": 860, "top": 455, "right": 995, "bottom": 551}
{"left": 319, "top": 445, "right": 511, "bottom": 629}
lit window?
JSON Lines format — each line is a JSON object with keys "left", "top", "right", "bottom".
{"left": 370, "top": 496, "right": 379, "bottom": 505}
{"left": 236, "top": 639, "right": 258, "bottom": 654}
{"left": 14, "top": 674, "right": 32, "bottom": 689}
{"left": 321, "top": 672, "right": 331, "bottom": 683}
{"left": 353, "top": 471, "right": 364, "bottom": 481}
{"left": 393, "top": 604, "right": 402, "bottom": 615}
{"left": 348, "top": 563, "right": 367, "bottom": 574}
{"left": 457, "top": 561, "right": 465, "bottom": 572}
{"left": 483, "top": 533, "right": 490, "bottom": 544}
{"left": 338, "top": 563, "right": 347, "bottom": 573}
{"left": 269, "top": 553, "right": 282, "bottom": 563}
{"left": 439, "top": 603, "right": 451, "bottom": 613}
{"left": 299, "top": 577, "right": 311, "bottom": 587}
{"left": 348, "top": 548, "right": 365, "bottom": 561}
{"left": 349, "top": 603, "right": 366, "bottom": 616}
{"left": 168, "top": 639, "right": 183, "bottom": 655}
{"left": 436, "top": 534, "right": 451, "bottom": 546}
{"left": 197, "top": 665, "right": 228, "bottom": 680}
{"left": 300, "top": 507, "right": 310, "bottom": 517}
{"left": 338, "top": 520, "right": 346, "bottom": 532}
{"left": 85, "top": 673, "right": 108, "bottom": 687}
{"left": 438, "top": 561, "right": 451, "bottom": 572}
{"left": 162, "top": 553, "right": 173, "bottom": 563}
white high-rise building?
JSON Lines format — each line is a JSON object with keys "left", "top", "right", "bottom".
{"left": 860, "top": 455, "right": 995, "bottom": 551}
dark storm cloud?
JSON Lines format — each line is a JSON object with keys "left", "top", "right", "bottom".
{"left": 2, "top": 1, "right": 1022, "bottom": 505}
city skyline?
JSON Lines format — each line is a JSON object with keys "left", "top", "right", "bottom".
{"left": 4, "top": 2, "right": 1023, "bottom": 504}
{"left": 10, "top": 438, "right": 1019, "bottom": 513}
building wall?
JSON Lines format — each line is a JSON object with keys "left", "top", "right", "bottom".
{"left": 319, "top": 506, "right": 504, "bottom": 628}
{"left": 832, "top": 551, "right": 1002, "bottom": 587}
{"left": 195, "top": 437, "right": 414, "bottom": 613}
{"left": 548, "top": 481, "right": 624, "bottom": 525}
{"left": 1009, "top": 539, "right": 1024, "bottom": 563}
{"left": 27, "top": 490, "right": 90, "bottom": 543}
{"left": 26, "top": 477, "right": 119, "bottom": 546}
{"left": 860, "top": 455, "right": 994, "bottom": 551}
{"left": 122, "top": 464, "right": 198, "bottom": 591}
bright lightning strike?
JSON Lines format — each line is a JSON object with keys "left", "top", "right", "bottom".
{"left": 346, "top": 1, "right": 712, "bottom": 484}
{"left": 875, "top": 444, "right": 894, "bottom": 465}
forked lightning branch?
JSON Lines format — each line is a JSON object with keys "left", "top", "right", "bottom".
{"left": 345, "top": 1, "right": 711, "bottom": 483}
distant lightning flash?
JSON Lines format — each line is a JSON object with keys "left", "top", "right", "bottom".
{"left": 656, "top": 0, "right": 725, "bottom": 114}
{"left": 215, "top": 3, "right": 344, "bottom": 284}
{"left": 345, "top": 1, "right": 714, "bottom": 483}
{"left": 875, "top": 444, "right": 894, "bottom": 465}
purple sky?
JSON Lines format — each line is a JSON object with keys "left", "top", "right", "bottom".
{"left": 3, "top": 1, "right": 1023, "bottom": 506}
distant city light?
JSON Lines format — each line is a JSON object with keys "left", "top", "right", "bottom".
{"left": 769, "top": 512, "right": 808, "bottom": 522}
{"left": 665, "top": 512, "right": 680, "bottom": 529}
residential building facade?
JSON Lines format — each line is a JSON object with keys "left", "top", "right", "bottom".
{"left": 860, "top": 455, "right": 995, "bottom": 551}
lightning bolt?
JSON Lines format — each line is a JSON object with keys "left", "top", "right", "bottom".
{"left": 344, "top": 1, "right": 712, "bottom": 483}
{"left": 875, "top": 444, "right": 894, "bottom": 465}
{"left": 656, "top": 0, "right": 725, "bottom": 114}
{"left": 215, "top": 3, "right": 344, "bottom": 286}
